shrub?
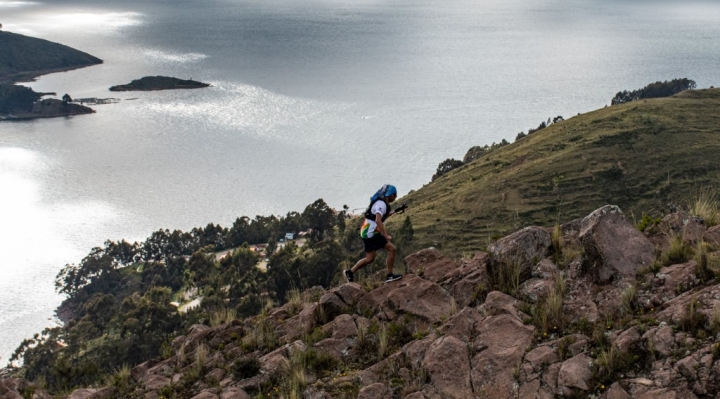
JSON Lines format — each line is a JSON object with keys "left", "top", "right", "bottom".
{"left": 432, "top": 158, "right": 464, "bottom": 181}
{"left": 636, "top": 214, "right": 662, "bottom": 233}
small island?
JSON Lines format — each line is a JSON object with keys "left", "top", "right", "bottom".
{"left": 0, "top": 85, "right": 94, "bottom": 120}
{"left": 109, "top": 76, "right": 210, "bottom": 91}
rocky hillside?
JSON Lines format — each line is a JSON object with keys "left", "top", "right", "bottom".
{"left": 0, "top": 31, "right": 102, "bottom": 84}
{"left": 4, "top": 204, "right": 720, "bottom": 399}
{"left": 393, "top": 88, "right": 720, "bottom": 255}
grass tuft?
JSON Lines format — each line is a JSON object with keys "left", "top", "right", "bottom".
{"left": 689, "top": 187, "right": 719, "bottom": 227}
{"left": 660, "top": 232, "right": 693, "bottom": 266}
{"left": 209, "top": 307, "right": 237, "bottom": 327}
{"left": 287, "top": 287, "right": 303, "bottom": 316}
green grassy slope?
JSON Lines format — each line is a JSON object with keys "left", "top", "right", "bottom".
{"left": 390, "top": 88, "right": 720, "bottom": 255}
{"left": 0, "top": 31, "right": 102, "bottom": 83}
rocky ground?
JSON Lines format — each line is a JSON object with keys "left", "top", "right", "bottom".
{"left": 3, "top": 204, "right": 720, "bottom": 399}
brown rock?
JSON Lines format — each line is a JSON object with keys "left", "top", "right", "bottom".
{"left": 614, "top": 326, "right": 641, "bottom": 353}
{"left": 487, "top": 226, "right": 552, "bottom": 282}
{"left": 357, "top": 382, "right": 392, "bottom": 399}
{"left": 359, "top": 352, "right": 405, "bottom": 386}
{"left": 422, "top": 336, "right": 473, "bottom": 399}
{"left": 636, "top": 388, "right": 698, "bottom": 399}
{"left": 438, "top": 306, "right": 484, "bottom": 342}
{"left": 404, "top": 248, "right": 459, "bottom": 282}
{"left": 131, "top": 358, "right": 161, "bottom": 381}
{"left": 518, "top": 380, "right": 552, "bottom": 399}
{"left": 190, "top": 392, "right": 219, "bottom": 399}
{"left": 220, "top": 388, "right": 250, "bottom": 399}
{"left": 557, "top": 354, "right": 592, "bottom": 391}
{"left": 313, "top": 337, "right": 353, "bottom": 359}
{"left": 206, "top": 368, "right": 227, "bottom": 383}
{"left": 144, "top": 374, "right": 171, "bottom": 391}
{"left": 605, "top": 382, "right": 631, "bottom": 399}
{"left": 403, "top": 392, "right": 426, "bottom": 399}
{"left": 564, "top": 278, "right": 600, "bottom": 323}
{"left": 402, "top": 333, "right": 438, "bottom": 369}
{"left": 524, "top": 346, "right": 558, "bottom": 372}
{"left": 67, "top": 389, "right": 99, "bottom": 399}
{"left": 579, "top": 205, "right": 655, "bottom": 283}
{"left": 658, "top": 212, "right": 706, "bottom": 245}
{"left": 704, "top": 225, "right": 720, "bottom": 246}
{"left": 643, "top": 326, "right": 675, "bottom": 357}
{"left": 518, "top": 278, "right": 554, "bottom": 304}
{"left": 356, "top": 275, "right": 452, "bottom": 327}
{"left": 675, "top": 354, "right": 700, "bottom": 380}
{"left": 479, "top": 291, "right": 524, "bottom": 321}
{"left": 328, "top": 314, "right": 357, "bottom": 339}
{"left": 471, "top": 314, "right": 534, "bottom": 398}
{"left": 319, "top": 283, "right": 366, "bottom": 319}
{"left": 446, "top": 258, "right": 490, "bottom": 308}
{"left": 87, "top": 387, "right": 118, "bottom": 399}
{"left": 650, "top": 261, "right": 699, "bottom": 304}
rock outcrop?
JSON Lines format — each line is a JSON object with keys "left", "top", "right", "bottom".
{"left": 4, "top": 206, "right": 720, "bottom": 399}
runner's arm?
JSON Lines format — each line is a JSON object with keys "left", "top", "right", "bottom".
{"left": 375, "top": 213, "right": 391, "bottom": 240}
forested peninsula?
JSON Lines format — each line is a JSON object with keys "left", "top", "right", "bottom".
{"left": 0, "top": 30, "right": 101, "bottom": 120}
{"left": 0, "top": 31, "right": 102, "bottom": 84}
{"left": 4, "top": 81, "right": 720, "bottom": 399}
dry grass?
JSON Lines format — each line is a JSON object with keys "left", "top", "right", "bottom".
{"left": 533, "top": 274, "right": 566, "bottom": 334}
{"left": 209, "top": 307, "right": 237, "bottom": 327}
{"left": 379, "top": 323, "right": 389, "bottom": 358}
{"left": 449, "top": 297, "right": 458, "bottom": 318}
{"left": 689, "top": 187, "right": 719, "bottom": 227}
{"left": 490, "top": 258, "right": 522, "bottom": 297}
{"left": 280, "top": 350, "right": 308, "bottom": 399}
{"left": 621, "top": 284, "right": 638, "bottom": 315}
{"left": 661, "top": 232, "right": 693, "bottom": 266}
{"left": 194, "top": 344, "right": 208, "bottom": 374}
{"left": 242, "top": 314, "right": 277, "bottom": 351}
{"left": 287, "top": 287, "right": 303, "bottom": 316}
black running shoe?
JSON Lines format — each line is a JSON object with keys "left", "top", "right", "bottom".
{"left": 344, "top": 269, "right": 354, "bottom": 282}
{"left": 385, "top": 273, "right": 403, "bottom": 283}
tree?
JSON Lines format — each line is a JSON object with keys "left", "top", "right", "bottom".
{"left": 432, "top": 158, "right": 464, "bottom": 181}
{"left": 302, "top": 199, "right": 336, "bottom": 241}
{"left": 611, "top": 78, "right": 696, "bottom": 105}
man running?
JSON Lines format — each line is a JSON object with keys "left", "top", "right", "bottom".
{"left": 344, "top": 184, "right": 403, "bottom": 283}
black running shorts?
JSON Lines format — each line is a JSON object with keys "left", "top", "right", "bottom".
{"left": 363, "top": 234, "right": 388, "bottom": 253}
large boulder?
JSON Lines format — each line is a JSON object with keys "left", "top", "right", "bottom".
{"left": 405, "top": 248, "right": 459, "bottom": 283}
{"left": 579, "top": 205, "right": 655, "bottom": 283}
{"left": 471, "top": 314, "right": 535, "bottom": 398}
{"left": 557, "top": 354, "right": 593, "bottom": 392}
{"left": 422, "top": 336, "right": 473, "bottom": 399}
{"left": 318, "top": 283, "right": 366, "bottom": 320}
{"left": 356, "top": 275, "right": 453, "bottom": 327}
{"left": 658, "top": 212, "right": 706, "bottom": 245}
{"left": 487, "top": 227, "right": 552, "bottom": 283}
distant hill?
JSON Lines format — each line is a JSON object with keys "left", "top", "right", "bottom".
{"left": 391, "top": 88, "right": 720, "bottom": 255}
{"left": 0, "top": 31, "right": 102, "bottom": 83}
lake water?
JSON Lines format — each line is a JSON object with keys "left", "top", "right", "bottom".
{"left": 1, "top": 0, "right": 719, "bottom": 365}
